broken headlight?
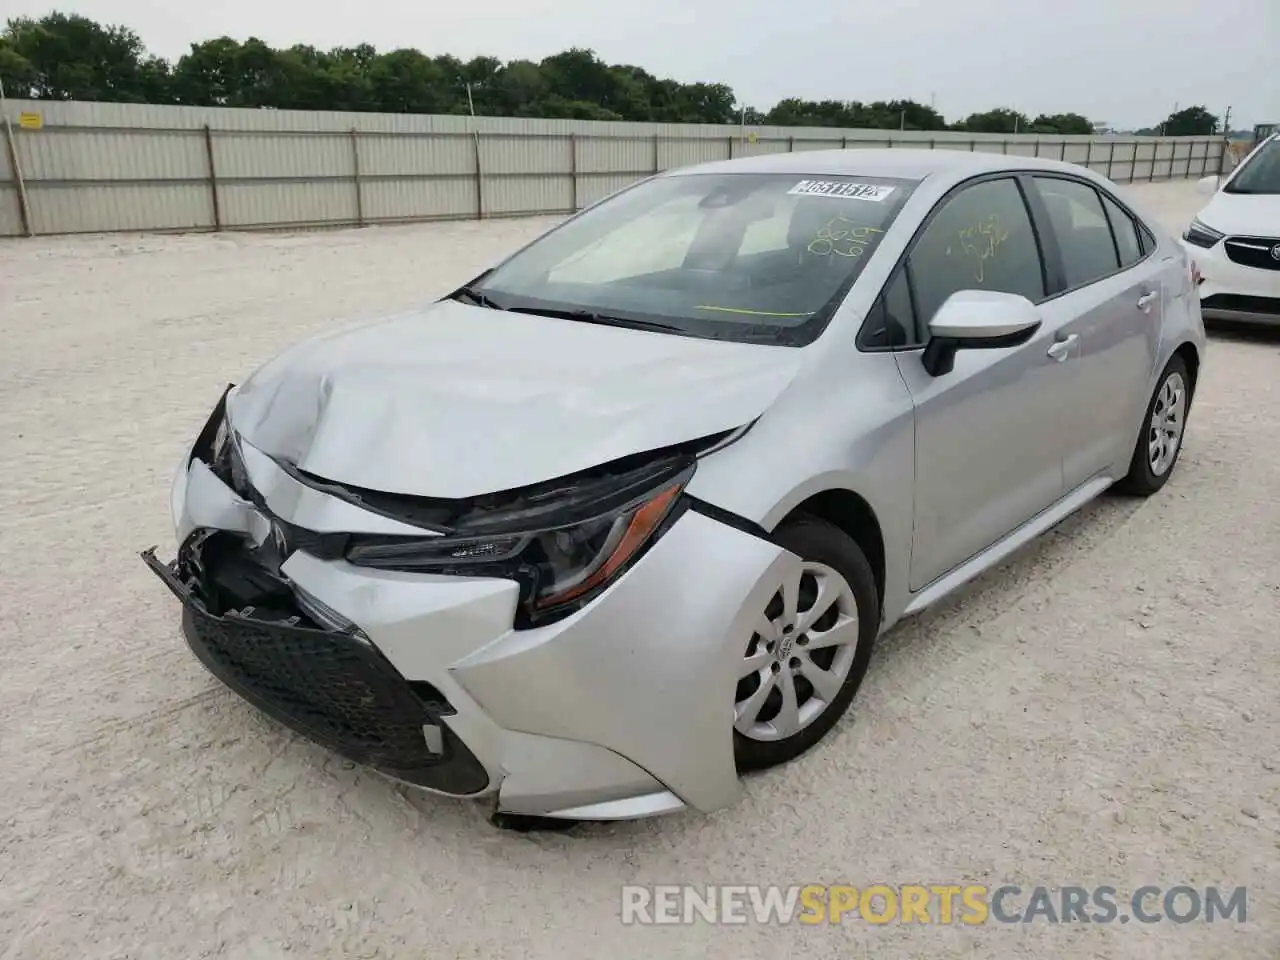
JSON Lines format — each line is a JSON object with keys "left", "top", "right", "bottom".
{"left": 212, "top": 413, "right": 231, "bottom": 464}
{"left": 345, "top": 462, "right": 692, "bottom": 626}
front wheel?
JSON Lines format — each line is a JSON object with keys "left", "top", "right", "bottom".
{"left": 1114, "top": 355, "right": 1191, "bottom": 497}
{"left": 733, "top": 516, "right": 879, "bottom": 773}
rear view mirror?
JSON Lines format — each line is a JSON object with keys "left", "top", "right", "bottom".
{"left": 1195, "top": 175, "right": 1220, "bottom": 196}
{"left": 922, "top": 290, "right": 1042, "bottom": 377}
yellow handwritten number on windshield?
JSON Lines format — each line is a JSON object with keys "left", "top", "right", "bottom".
{"left": 807, "top": 217, "right": 884, "bottom": 258}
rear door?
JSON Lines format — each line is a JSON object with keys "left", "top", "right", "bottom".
{"left": 1026, "top": 176, "right": 1164, "bottom": 488}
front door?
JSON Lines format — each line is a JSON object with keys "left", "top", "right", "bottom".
{"left": 892, "top": 176, "right": 1071, "bottom": 591}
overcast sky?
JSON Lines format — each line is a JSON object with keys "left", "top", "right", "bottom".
{"left": 10, "top": 0, "right": 1277, "bottom": 128}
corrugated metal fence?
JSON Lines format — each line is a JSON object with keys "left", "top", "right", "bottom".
{"left": 0, "top": 99, "right": 1227, "bottom": 238}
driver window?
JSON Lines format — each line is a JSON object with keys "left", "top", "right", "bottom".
{"left": 907, "top": 177, "right": 1046, "bottom": 325}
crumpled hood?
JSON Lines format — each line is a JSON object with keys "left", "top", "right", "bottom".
{"left": 226, "top": 300, "right": 805, "bottom": 498}
{"left": 1197, "top": 191, "right": 1280, "bottom": 236}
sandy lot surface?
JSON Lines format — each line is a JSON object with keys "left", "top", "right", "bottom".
{"left": 1, "top": 180, "right": 1277, "bottom": 960}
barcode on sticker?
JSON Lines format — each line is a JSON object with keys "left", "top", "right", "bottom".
{"left": 788, "top": 180, "right": 896, "bottom": 202}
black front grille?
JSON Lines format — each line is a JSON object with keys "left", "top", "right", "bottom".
{"left": 1201, "top": 293, "right": 1280, "bottom": 316}
{"left": 142, "top": 546, "right": 489, "bottom": 795}
{"left": 1223, "top": 237, "right": 1280, "bottom": 272}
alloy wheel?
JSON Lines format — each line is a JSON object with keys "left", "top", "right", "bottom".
{"left": 1148, "top": 371, "right": 1187, "bottom": 477}
{"left": 734, "top": 562, "right": 860, "bottom": 742}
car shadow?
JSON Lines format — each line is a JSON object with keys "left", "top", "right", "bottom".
{"left": 1204, "top": 319, "right": 1280, "bottom": 345}
{"left": 866, "top": 491, "right": 1143, "bottom": 673}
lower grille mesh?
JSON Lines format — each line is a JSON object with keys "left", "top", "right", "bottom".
{"left": 143, "top": 544, "right": 489, "bottom": 795}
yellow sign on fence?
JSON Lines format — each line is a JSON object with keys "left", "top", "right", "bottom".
{"left": 18, "top": 112, "right": 42, "bottom": 130}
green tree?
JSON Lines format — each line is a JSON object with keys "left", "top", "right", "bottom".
{"left": 1028, "top": 112, "right": 1093, "bottom": 135}
{"left": 953, "top": 108, "right": 1031, "bottom": 134}
{"left": 172, "top": 37, "right": 294, "bottom": 107}
{"left": 3, "top": 12, "right": 164, "bottom": 101}
{"left": 0, "top": 33, "right": 38, "bottom": 96}
{"left": 1158, "top": 105, "right": 1219, "bottom": 136}
{"left": 0, "top": 10, "right": 1216, "bottom": 135}
{"left": 762, "top": 98, "right": 944, "bottom": 130}
{"left": 865, "top": 100, "right": 948, "bottom": 131}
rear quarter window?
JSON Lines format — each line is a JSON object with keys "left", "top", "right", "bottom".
{"left": 1098, "top": 192, "right": 1144, "bottom": 267}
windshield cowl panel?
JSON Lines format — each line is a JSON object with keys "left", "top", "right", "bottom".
{"left": 472, "top": 172, "right": 920, "bottom": 347}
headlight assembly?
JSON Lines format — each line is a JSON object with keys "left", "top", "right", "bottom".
{"left": 345, "top": 460, "right": 693, "bottom": 627}
{"left": 1182, "top": 218, "right": 1224, "bottom": 249}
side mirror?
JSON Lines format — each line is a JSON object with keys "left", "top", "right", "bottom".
{"left": 921, "top": 290, "right": 1042, "bottom": 378}
{"left": 1195, "top": 175, "right": 1220, "bottom": 196}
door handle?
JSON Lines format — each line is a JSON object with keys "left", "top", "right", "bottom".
{"left": 1047, "top": 334, "right": 1078, "bottom": 361}
{"left": 1137, "top": 291, "right": 1159, "bottom": 311}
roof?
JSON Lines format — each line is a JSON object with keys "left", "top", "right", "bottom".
{"left": 666, "top": 148, "right": 1091, "bottom": 183}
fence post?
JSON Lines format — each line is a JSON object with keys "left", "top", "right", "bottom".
{"left": 929, "top": 137, "right": 936, "bottom": 152}
{"left": 842, "top": 135, "right": 848, "bottom": 150}
{"left": 1084, "top": 139, "right": 1093, "bottom": 171}
{"left": 2, "top": 117, "right": 32, "bottom": 236}
{"left": 1149, "top": 142, "right": 1156, "bottom": 181}
{"left": 1001, "top": 138, "right": 1008, "bottom": 154}
{"left": 1106, "top": 141, "right": 1116, "bottom": 180}
{"left": 727, "top": 135, "right": 734, "bottom": 160}
{"left": 349, "top": 128, "right": 364, "bottom": 226}
{"left": 653, "top": 134, "right": 659, "bottom": 174}
{"left": 970, "top": 138, "right": 977, "bottom": 152}
{"left": 788, "top": 136, "right": 795, "bottom": 152}
{"left": 473, "top": 131, "right": 484, "bottom": 220}
{"left": 1200, "top": 140, "right": 1209, "bottom": 177}
{"left": 569, "top": 133, "right": 578, "bottom": 211}
{"left": 203, "top": 125, "right": 222, "bottom": 231}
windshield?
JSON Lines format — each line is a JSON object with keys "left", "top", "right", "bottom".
{"left": 468, "top": 171, "right": 918, "bottom": 346}
{"left": 1225, "top": 138, "right": 1280, "bottom": 195}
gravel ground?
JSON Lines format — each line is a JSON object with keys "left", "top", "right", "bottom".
{"left": 1, "top": 180, "right": 1277, "bottom": 960}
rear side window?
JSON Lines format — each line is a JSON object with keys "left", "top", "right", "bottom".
{"left": 1138, "top": 223, "right": 1158, "bottom": 255}
{"left": 1099, "top": 192, "right": 1143, "bottom": 266}
{"left": 907, "top": 177, "right": 1046, "bottom": 324}
{"left": 1033, "top": 177, "right": 1120, "bottom": 288}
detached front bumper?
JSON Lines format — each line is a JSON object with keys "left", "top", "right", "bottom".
{"left": 1185, "top": 238, "right": 1280, "bottom": 325}
{"left": 146, "top": 407, "right": 790, "bottom": 820}
{"left": 143, "top": 547, "right": 491, "bottom": 795}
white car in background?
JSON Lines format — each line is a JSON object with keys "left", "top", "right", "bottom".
{"left": 1183, "top": 133, "right": 1280, "bottom": 325}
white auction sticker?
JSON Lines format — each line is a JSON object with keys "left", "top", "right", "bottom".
{"left": 787, "top": 180, "right": 896, "bottom": 202}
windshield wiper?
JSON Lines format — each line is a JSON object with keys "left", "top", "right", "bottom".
{"left": 504, "top": 306, "right": 685, "bottom": 334}
{"left": 451, "top": 286, "right": 506, "bottom": 310}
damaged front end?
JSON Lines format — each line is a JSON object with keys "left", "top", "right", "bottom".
{"left": 203, "top": 385, "right": 736, "bottom": 630}
{"left": 143, "top": 387, "right": 746, "bottom": 799}
{"left": 141, "top": 537, "right": 490, "bottom": 795}
{"left": 142, "top": 387, "right": 490, "bottom": 795}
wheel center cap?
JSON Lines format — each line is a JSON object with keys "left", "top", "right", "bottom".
{"left": 777, "top": 632, "right": 794, "bottom": 661}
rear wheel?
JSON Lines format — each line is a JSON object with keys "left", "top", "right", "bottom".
{"left": 733, "top": 516, "right": 879, "bottom": 773}
{"left": 1114, "top": 355, "right": 1190, "bottom": 497}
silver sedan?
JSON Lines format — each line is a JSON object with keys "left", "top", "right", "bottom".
{"left": 143, "top": 149, "right": 1206, "bottom": 826}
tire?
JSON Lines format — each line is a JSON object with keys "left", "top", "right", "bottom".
{"left": 1113, "top": 355, "right": 1191, "bottom": 497}
{"left": 733, "top": 515, "right": 879, "bottom": 773}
